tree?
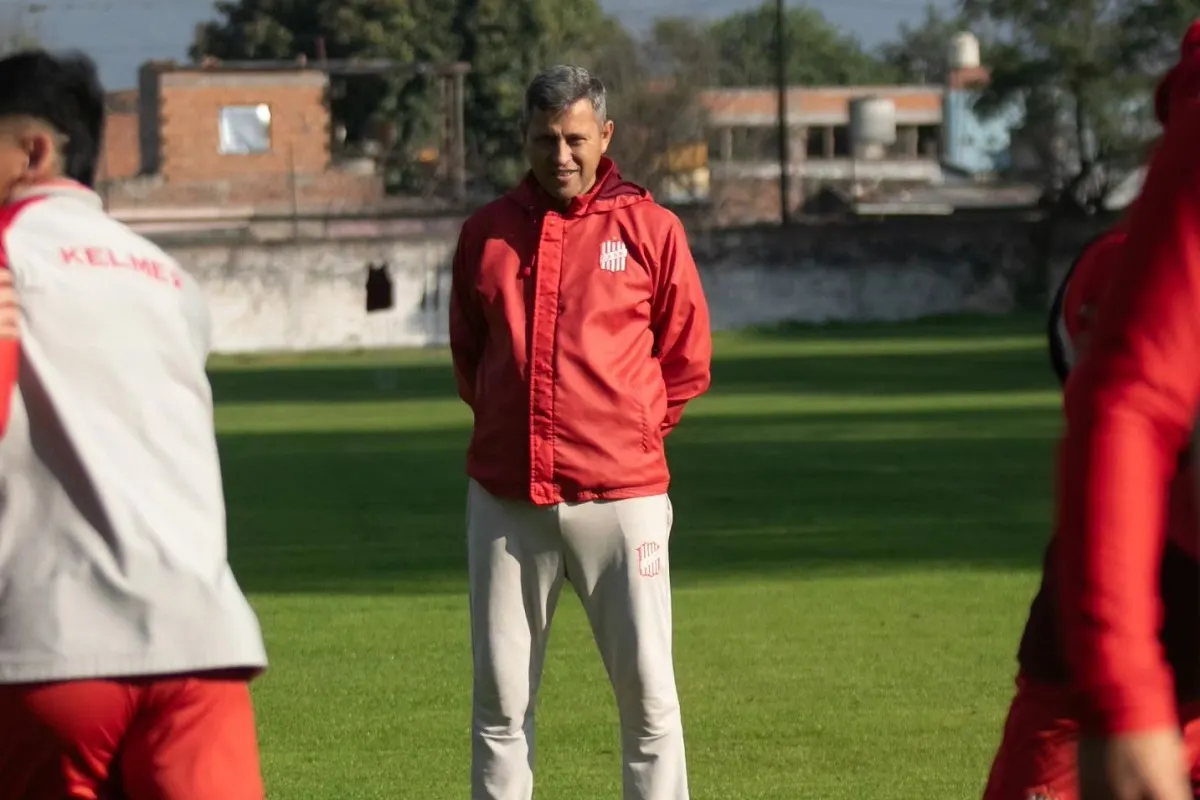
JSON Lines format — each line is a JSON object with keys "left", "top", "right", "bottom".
{"left": 958, "top": 0, "right": 1155, "bottom": 211}
{"left": 952, "top": 0, "right": 1200, "bottom": 305}
{"left": 583, "top": 21, "right": 712, "bottom": 198}
{"left": 1117, "top": 0, "right": 1200, "bottom": 71}
{"left": 0, "top": 7, "right": 40, "bottom": 55}
{"left": 878, "top": 3, "right": 971, "bottom": 84}
{"left": 192, "top": 0, "right": 624, "bottom": 192}
{"left": 708, "top": 1, "right": 896, "bottom": 86}
{"left": 451, "top": 0, "right": 628, "bottom": 189}
{"left": 193, "top": 0, "right": 461, "bottom": 193}
{"left": 646, "top": 17, "right": 722, "bottom": 86}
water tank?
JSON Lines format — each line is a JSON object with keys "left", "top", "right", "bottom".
{"left": 848, "top": 96, "right": 897, "bottom": 159}
{"left": 949, "top": 32, "right": 981, "bottom": 71}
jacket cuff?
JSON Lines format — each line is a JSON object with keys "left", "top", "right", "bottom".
{"left": 1077, "top": 679, "right": 1178, "bottom": 736}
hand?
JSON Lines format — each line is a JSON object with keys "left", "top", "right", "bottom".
{"left": 1079, "top": 729, "right": 1192, "bottom": 799}
{"left": 0, "top": 270, "right": 18, "bottom": 340}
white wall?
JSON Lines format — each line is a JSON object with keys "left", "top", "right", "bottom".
{"left": 166, "top": 236, "right": 1015, "bottom": 355}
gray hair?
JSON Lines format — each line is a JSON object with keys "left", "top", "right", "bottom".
{"left": 522, "top": 65, "right": 607, "bottom": 130}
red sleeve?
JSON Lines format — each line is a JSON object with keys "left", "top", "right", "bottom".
{"left": 651, "top": 215, "right": 712, "bottom": 435}
{"left": 0, "top": 338, "right": 16, "bottom": 437}
{"left": 1061, "top": 232, "right": 1125, "bottom": 349}
{"left": 0, "top": 251, "right": 17, "bottom": 437}
{"left": 448, "top": 219, "right": 485, "bottom": 408}
{"left": 1056, "top": 94, "right": 1200, "bottom": 736}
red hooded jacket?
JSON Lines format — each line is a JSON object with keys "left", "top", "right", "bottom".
{"left": 1057, "top": 23, "right": 1200, "bottom": 736}
{"left": 449, "top": 158, "right": 712, "bottom": 506}
{"left": 1018, "top": 227, "right": 1200, "bottom": 707}
{"left": 1048, "top": 228, "right": 1128, "bottom": 383}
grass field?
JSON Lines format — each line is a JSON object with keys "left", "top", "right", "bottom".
{"left": 209, "top": 313, "right": 1063, "bottom": 799}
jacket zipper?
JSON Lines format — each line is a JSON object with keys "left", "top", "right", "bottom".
{"left": 520, "top": 211, "right": 544, "bottom": 278}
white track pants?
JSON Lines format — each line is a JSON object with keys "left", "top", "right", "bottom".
{"left": 467, "top": 479, "right": 688, "bottom": 800}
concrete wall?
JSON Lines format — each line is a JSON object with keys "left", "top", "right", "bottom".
{"left": 178, "top": 237, "right": 455, "bottom": 354}
{"left": 157, "top": 212, "right": 1112, "bottom": 355}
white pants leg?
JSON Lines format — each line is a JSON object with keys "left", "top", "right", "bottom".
{"left": 468, "top": 480, "right": 565, "bottom": 800}
{"left": 560, "top": 494, "right": 689, "bottom": 800}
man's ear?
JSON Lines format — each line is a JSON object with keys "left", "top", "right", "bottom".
{"left": 22, "top": 130, "right": 56, "bottom": 177}
{"left": 600, "top": 120, "right": 614, "bottom": 154}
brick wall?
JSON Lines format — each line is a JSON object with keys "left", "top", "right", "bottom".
{"left": 155, "top": 71, "right": 330, "bottom": 182}
{"left": 98, "top": 111, "right": 140, "bottom": 182}
{"left": 95, "top": 90, "right": 141, "bottom": 183}
{"left": 107, "top": 65, "right": 384, "bottom": 211}
{"left": 103, "top": 169, "right": 383, "bottom": 212}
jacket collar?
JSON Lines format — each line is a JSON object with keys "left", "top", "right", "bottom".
{"left": 510, "top": 157, "right": 647, "bottom": 217}
{"left": 8, "top": 179, "right": 102, "bottom": 209}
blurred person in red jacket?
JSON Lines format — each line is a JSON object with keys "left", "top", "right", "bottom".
{"left": 1030, "top": 21, "right": 1200, "bottom": 800}
{"left": 983, "top": 220, "right": 1200, "bottom": 799}
{"left": 983, "top": 31, "right": 1200, "bottom": 800}
{"left": 448, "top": 64, "right": 712, "bottom": 800}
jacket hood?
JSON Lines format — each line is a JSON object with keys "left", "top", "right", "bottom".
{"left": 1155, "top": 21, "right": 1200, "bottom": 127}
{"left": 506, "top": 157, "right": 651, "bottom": 217}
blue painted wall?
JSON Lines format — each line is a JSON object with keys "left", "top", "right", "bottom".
{"left": 941, "top": 89, "right": 1023, "bottom": 174}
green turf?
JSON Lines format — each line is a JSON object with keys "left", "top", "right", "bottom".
{"left": 211, "top": 312, "right": 1060, "bottom": 799}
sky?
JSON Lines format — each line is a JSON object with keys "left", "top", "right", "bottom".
{"left": 6, "top": 0, "right": 953, "bottom": 91}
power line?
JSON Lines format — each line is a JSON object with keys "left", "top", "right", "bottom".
{"left": 606, "top": 0, "right": 937, "bottom": 14}
{"left": 775, "top": 0, "right": 790, "bottom": 226}
{"left": 5, "top": 0, "right": 205, "bottom": 10}
{"left": 20, "top": 0, "right": 937, "bottom": 12}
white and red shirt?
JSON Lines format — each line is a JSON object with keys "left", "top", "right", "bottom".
{"left": 0, "top": 181, "right": 267, "bottom": 683}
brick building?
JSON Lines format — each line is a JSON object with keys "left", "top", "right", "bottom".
{"left": 700, "top": 84, "right": 960, "bottom": 225}
{"left": 694, "top": 43, "right": 1021, "bottom": 225}
{"left": 97, "top": 89, "right": 140, "bottom": 183}
{"left": 99, "top": 62, "right": 384, "bottom": 212}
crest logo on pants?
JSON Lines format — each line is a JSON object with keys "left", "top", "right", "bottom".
{"left": 637, "top": 542, "right": 662, "bottom": 577}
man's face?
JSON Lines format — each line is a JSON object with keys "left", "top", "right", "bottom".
{"left": 523, "top": 98, "right": 614, "bottom": 206}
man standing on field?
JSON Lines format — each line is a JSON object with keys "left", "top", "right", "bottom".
{"left": 449, "top": 65, "right": 712, "bottom": 800}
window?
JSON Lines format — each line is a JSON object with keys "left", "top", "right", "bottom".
{"left": 832, "top": 126, "right": 851, "bottom": 157}
{"left": 218, "top": 104, "right": 272, "bottom": 155}
{"left": 806, "top": 127, "right": 829, "bottom": 159}
{"left": 917, "top": 125, "right": 941, "bottom": 158}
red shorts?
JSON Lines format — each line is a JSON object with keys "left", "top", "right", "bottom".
{"left": 984, "top": 674, "right": 1200, "bottom": 800}
{"left": 0, "top": 670, "right": 263, "bottom": 800}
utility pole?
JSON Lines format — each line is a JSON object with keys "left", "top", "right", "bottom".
{"left": 775, "top": 0, "right": 791, "bottom": 225}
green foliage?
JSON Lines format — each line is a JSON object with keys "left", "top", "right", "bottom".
{"left": 192, "top": 0, "right": 460, "bottom": 191}
{"left": 1117, "top": 0, "right": 1200, "bottom": 70}
{"left": 956, "top": 0, "right": 1187, "bottom": 205}
{"left": 0, "top": 7, "right": 39, "bottom": 56}
{"left": 192, "top": 0, "right": 628, "bottom": 192}
{"left": 708, "top": 1, "right": 896, "bottom": 86}
{"left": 452, "top": 0, "right": 630, "bottom": 188}
{"left": 878, "top": 3, "right": 970, "bottom": 83}
{"left": 649, "top": 17, "right": 722, "bottom": 86}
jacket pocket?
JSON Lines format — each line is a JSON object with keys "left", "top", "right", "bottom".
{"left": 639, "top": 392, "right": 666, "bottom": 453}
{"left": 640, "top": 400, "right": 650, "bottom": 452}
